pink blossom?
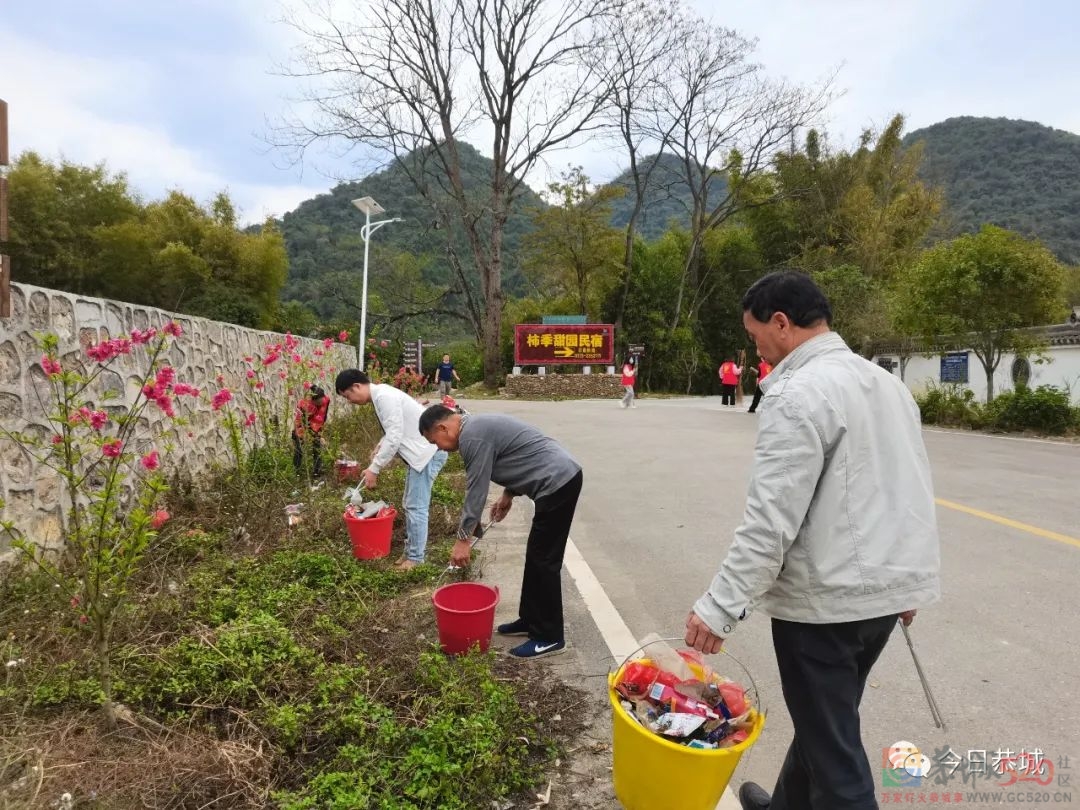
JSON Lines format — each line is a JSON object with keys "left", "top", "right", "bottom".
{"left": 314, "top": 349, "right": 324, "bottom": 357}
{"left": 263, "top": 353, "right": 279, "bottom": 366}
{"left": 155, "top": 366, "right": 176, "bottom": 387}
{"left": 244, "top": 412, "right": 257, "bottom": 428}
{"left": 142, "top": 384, "right": 159, "bottom": 399}
{"left": 329, "top": 367, "right": 336, "bottom": 374}
{"left": 130, "top": 328, "right": 153, "bottom": 345}
{"left": 79, "top": 614, "right": 88, "bottom": 625}
{"left": 173, "top": 383, "right": 197, "bottom": 397}
{"left": 150, "top": 509, "right": 170, "bottom": 529}
{"left": 140, "top": 451, "right": 160, "bottom": 471}
{"left": 278, "top": 371, "right": 287, "bottom": 380}
{"left": 380, "top": 339, "right": 389, "bottom": 348}
{"left": 246, "top": 369, "right": 256, "bottom": 379}
{"left": 254, "top": 381, "right": 265, "bottom": 391}
{"left": 70, "top": 595, "right": 80, "bottom": 608}
{"left": 323, "top": 338, "right": 334, "bottom": 349}
{"left": 319, "top": 371, "right": 327, "bottom": 379}
{"left": 51, "top": 434, "right": 63, "bottom": 445}
{"left": 216, "top": 374, "right": 225, "bottom": 385}
{"left": 302, "top": 381, "right": 312, "bottom": 390}
{"left": 41, "top": 355, "right": 62, "bottom": 377}
{"left": 211, "top": 388, "right": 233, "bottom": 410}
{"left": 102, "top": 439, "right": 123, "bottom": 458}
{"left": 187, "top": 431, "right": 194, "bottom": 438}
{"left": 292, "top": 353, "right": 302, "bottom": 364}
{"left": 369, "top": 353, "right": 376, "bottom": 360}
{"left": 163, "top": 321, "right": 183, "bottom": 337}
{"left": 155, "top": 396, "right": 175, "bottom": 417}
{"left": 243, "top": 356, "right": 254, "bottom": 364}
{"left": 89, "top": 411, "right": 108, "bottom": 431}
{"left": 338, "top": 330, "right": 349, "bottom": 342}
{"left": 367, "top": 337, "right": 375, "bottom": 345}
{"left": 69, "top": 406, "right": 91, "bottom": 426}
{"left": 284, "top": 333, "right": 299, "bottom": 351}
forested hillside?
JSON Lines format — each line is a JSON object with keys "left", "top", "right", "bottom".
{"left": 905, "top": 117, "right": 1080, "bottom": 263}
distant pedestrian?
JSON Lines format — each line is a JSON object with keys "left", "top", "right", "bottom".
{"left": 684, "top": 271, "right": 940, "bottom": 810}
{"left": 419, "top": 406, "right": 582, "bottom": 659}
{"left": 292, "top": 385, "right": 330, "bottom": 477}
{"left": 619, "top": 355, "right": 638, "bottom": 409}
{"left": 335, "top": 369, "right": 448, "bottom": 571}
{"left": 718, "top": 356, "right": 742, "bottom": 407}
{"left": 747, "top": 357, "right": 773, "bottom": 413}
{"left": 433, "top": 354, "right": 461, "bottom": 397}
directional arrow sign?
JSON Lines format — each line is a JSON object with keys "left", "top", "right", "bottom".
{"left": 553, "top": 347, "right": 575, "bottom": 357}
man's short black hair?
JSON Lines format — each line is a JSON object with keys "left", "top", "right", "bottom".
{"left": 334, "top": 369, "right": 370, "bottom": 395}
{"left": 418, "top": 404, "right": 455, "bottom": 435}
{"left": 741, "top": 271, "right": 833, "bottom": 327}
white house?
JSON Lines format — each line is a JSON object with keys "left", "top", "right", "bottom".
{"left": 871, "top": 310, "right": 1080, "bottom": 405}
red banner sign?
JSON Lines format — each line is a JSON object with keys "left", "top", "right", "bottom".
{"left": 514, "top": 324, "right": 615, "bottom": 365}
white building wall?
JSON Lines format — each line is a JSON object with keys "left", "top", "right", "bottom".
{"left": 873, "top": 344, "right": 1080, "bottom": 405}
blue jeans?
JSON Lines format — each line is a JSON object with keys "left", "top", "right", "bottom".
{"left": 403, "top": 450, "right": 448, "bottom": 562}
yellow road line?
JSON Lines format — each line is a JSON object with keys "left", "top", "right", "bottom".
{"left": 935, "top": 498, "right": 1080, "bottom": 550}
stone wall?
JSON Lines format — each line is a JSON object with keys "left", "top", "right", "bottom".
{"left": 0, "top": 283, "right": 354, "bottom": 560}
{"left": 504, "top": 372, "right": 624, "bottom": 399}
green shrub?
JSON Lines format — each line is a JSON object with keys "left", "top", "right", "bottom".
{"left": 984, "top": 384, "right": 1075, "bottom": 434}
{"left": 914, "top": 383, "right": 985, "bottom": 428}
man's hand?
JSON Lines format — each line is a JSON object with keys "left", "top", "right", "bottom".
{"left": 362, "top": 468, "right": 378, "bottom": 490}
{"left": 685, "top": 611, "right": 725, "bottom": 655}
{"left": 490, "top": 493, "right": 514, "bottom": 523}
{"left": 899, "top": 609, "right": 917, "bottom": 627}
{"left": 449, "top": 538, "right": 473, "bottom": 568}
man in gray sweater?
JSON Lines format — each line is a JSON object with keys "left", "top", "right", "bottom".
{"left": 419, "top": 405, "right": 583, "bottom": 659}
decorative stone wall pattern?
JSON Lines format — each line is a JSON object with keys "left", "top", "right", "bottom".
{"left": 504, "top": 372, "right": 624, "bottom": 399}
{"left": 0, "top": 283, "right": 355, "bottom": 561}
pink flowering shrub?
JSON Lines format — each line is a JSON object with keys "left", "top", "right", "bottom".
{"left": 0, "top": 324, "right": 195, "bottom": 725}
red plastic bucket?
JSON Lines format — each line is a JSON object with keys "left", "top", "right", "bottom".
{"left": 344, "top": 507, "right": 397, "bottom": 560}
{"left": 431, "top": 582, "right": 500, "bottom": 655}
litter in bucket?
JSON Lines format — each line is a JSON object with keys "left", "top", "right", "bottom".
{"left": 608, "top": 636, "right": 765, "bottom": 810}
{"left": 343, "top": 505, "right": 396, "bottom": 560}
{"left": 431, "top": 582, "right": 499, "bottom": 655}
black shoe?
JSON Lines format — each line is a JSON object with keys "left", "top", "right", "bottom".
{"left": 496, "top": 618, "right": 530, "bottom": 636}
{"left": 738, "top": 782, "right": 771, "bottom": 810}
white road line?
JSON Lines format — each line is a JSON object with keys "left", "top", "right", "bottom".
{"left": 563, "top": 537, "right": 639, "bottom": 664}
{"left": 563, "top": 536, "right": 741, "bottom": 810}
{"left": 923, "top": 427, "right": 1079, "bottom": 447}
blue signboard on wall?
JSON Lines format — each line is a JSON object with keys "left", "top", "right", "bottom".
{"left": 940, "top": 352, "right": 969, "bottom": 384}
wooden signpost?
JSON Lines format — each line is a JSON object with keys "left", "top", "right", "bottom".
{"left": 1, "top": 98, "right": 10, "bottom": 317}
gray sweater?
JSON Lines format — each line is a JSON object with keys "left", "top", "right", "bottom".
{"left": 458, "top": 414, "right": 581, "bottom": 537}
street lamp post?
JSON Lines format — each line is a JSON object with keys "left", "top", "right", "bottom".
{"left": 350, "top": 196, "right": 402, "bottom": 370}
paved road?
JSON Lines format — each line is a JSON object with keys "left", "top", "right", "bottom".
{"left": 466, "top": 395, "right": 1080, "bottom": 809}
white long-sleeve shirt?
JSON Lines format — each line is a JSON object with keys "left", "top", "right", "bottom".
{"left": 368, "top": 384, "right": 438, "bottom": 474}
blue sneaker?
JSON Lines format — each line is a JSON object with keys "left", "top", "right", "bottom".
{"left": 509, "top": 639, "right": 566, "bottom": 659}
{"left": 497, "top": 618, "right": 530, "bottom": 636}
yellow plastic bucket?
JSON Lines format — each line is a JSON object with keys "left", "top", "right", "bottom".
{"left": 608, "top": 649, "right": 765, "bottom": 810}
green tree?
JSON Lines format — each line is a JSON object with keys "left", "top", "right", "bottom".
{"left": 2, "top": 152, "right": 140, "bottom": 292}
{"left": 811, "top": 265, "right": 889, "bottom": 356}
{"left": 895, "top": 226, "right": 1068, "bottom": 401}
{"left": 521, "top": 168, "right": 624, "bottom": 321}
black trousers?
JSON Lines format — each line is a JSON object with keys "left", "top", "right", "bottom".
{"left": 292, "top": 433, "right": 323, "bottom": 477}
{"left": 771, "top": 615, "right": 897, "bottom": 810}
{"left": 721, "top": 383, "right": 738, "bottom": 405}
{"left": 748, "top": 386, "right": 764, "bottom": 412}
{"left": 519, "top": 470, "right": 583, "bottom": 643}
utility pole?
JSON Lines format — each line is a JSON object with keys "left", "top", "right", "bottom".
{"left": 1, "top": 98, "right": 11, "bottom": 318}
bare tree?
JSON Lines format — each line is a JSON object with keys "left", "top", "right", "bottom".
{"left": 650, "top": 21, "right": 832, "bottom": 330}
{"left": 278, "top": 0, "right": 620, "bottom": 386}
{"left": 593, "top": 0, "right": 687, "bottom": 328}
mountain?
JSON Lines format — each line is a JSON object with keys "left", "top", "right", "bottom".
{"left": 605, "top": 153, "right": 724, "bottom": 241}
{"left": 904, "top": 117, "right": 1080, "bottom": 264}
{"left": 276, "top": 142, "right": 545, "bottom": 318}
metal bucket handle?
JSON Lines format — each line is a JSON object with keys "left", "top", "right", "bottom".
{"left": 612, "top": 636, "right": 766, "bottom": 720}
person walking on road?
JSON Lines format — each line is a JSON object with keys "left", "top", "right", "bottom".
{"left": 433, "top": 353, "right": 461, "bottom": 397}
{"left": 746, "top": 356, "right": 773, "bottom": 413}
{"left": 620, "top": 355, "right": 638, "bottom": 409}
{"left": 419, "top": 405, "right": 583, "bottom": 659}
{"left": 335, "top": 369, "right": 448, "bottom": 572}
{"left": 683, "top": 271, "right": 941, "bottom": 810}
{"left": 718, "top": 356, "right": 742, "bottom": 407}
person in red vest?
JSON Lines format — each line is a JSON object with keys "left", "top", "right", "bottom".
{"left": 619, "top": 355, "right": 638, "bottom": 409}
{"left": 747, "top": 357, "right": 773, "bottom": 413}
{"left": 718, "top": 356, "right": 743, "bottom": 407}
{"left": 293, "top": 385, "right": 330, "bottom": 477}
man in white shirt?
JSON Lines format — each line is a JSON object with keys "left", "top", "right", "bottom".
{"left": 335, "top": 369, "right": 448, "bottom": 571}
{"left": 684, "top": 272, "right": 941, "bottom": 810}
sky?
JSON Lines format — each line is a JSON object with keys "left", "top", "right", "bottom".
{"left": 2, "top": 0, "right": 1078, "bottom": 225}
